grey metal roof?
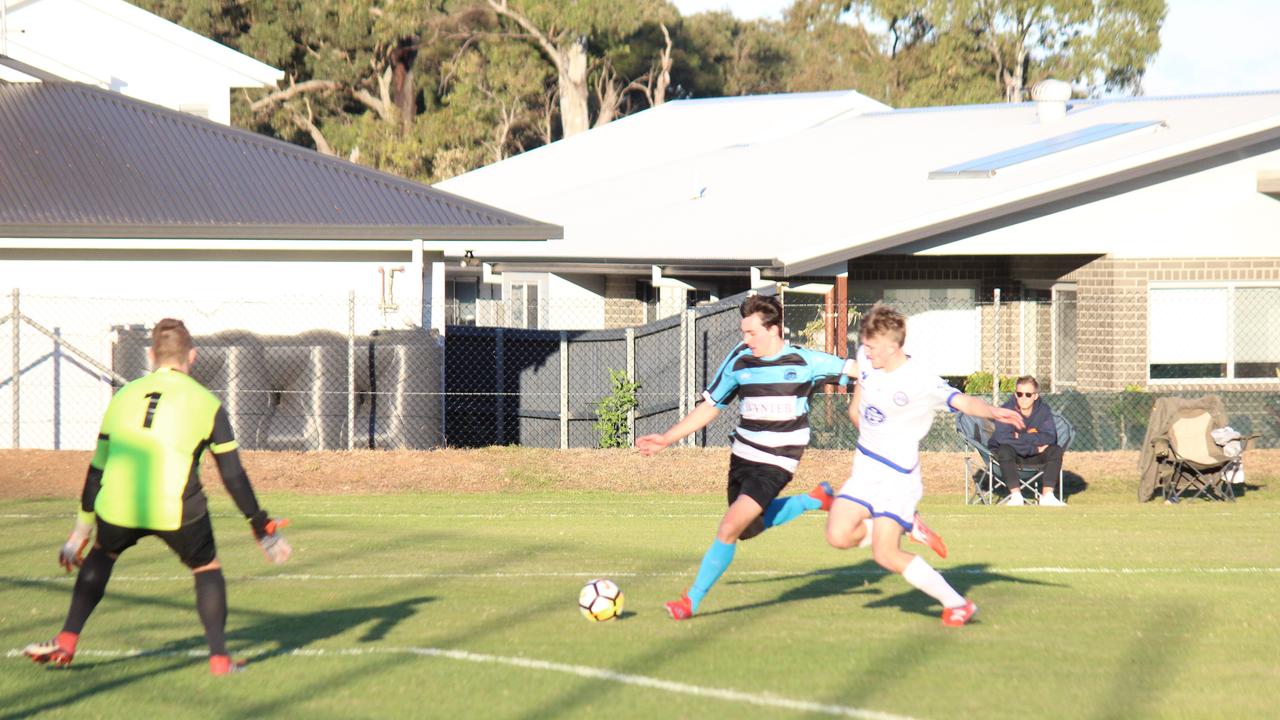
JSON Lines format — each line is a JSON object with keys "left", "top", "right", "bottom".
{"left": 0, "top": 82, "right": 561, "bottom": 241}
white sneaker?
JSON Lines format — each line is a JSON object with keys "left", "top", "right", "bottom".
{"left": 1006, "top": 493, "right": 1025, "bottom": 506}
{"left": 1039, "top": 493, "right": 1066, "bottom": 507}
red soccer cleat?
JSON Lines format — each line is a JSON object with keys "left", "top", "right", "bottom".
{"left": 210, "top": 655, "right": 247, "bottom": 675}
{"left": 941, "top": 599, "right": 978, "bottom": 627}
{"left": 909, "top": 512, "right": 948, "bottom": 559}
{"left": 808, "top": 481, "right": 835, "bottom": 512}
{"left": 23, "top": 632, "right": 77, "bottom": 667}
{"left": 664, "top": 593, "right": 694, "bottom": 621}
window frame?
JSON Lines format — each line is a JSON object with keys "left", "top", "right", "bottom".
{"left": 1147, "top": 280, "right": 1280, "bottom": 385}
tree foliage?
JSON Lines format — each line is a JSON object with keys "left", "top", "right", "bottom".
{"left": 135, "top": 0, "right": 1165, "bottom": 183}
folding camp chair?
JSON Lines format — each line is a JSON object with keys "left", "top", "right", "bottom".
{"left": 1154, "top": 409, "right": 1255, "bottom": 503}
{"left": 957, "top": 412, "right": 1074, "bottom": 505}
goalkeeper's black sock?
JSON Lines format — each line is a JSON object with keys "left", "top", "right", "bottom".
{"left": 63, "top": 548, "right": 115, "bottom": 635}
{"left": 194, "top": 568, "right": 228, "bottom": 657}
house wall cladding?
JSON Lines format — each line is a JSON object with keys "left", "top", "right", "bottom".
{"left": 1065, "top": 256, "right": 1280, "bottom": 392}
{"left": 603, "top": 275, "right": 646, "bottom": 329}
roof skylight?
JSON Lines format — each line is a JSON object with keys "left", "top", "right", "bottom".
{"left": 929, "top": 121, "right": 1164, "bottom": 179}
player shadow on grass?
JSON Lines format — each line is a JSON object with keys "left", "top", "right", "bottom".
{"left": 0, "top": 582, "right": 435, "bottom": 720}
{"left": 699, "top": 560, "right": 1064, "bottom": 620}
{"left": 79, "top": 594, "right": 440, "bottom": 668}
{"left": 861, "top": 563, "right": 1064, "bottom": 621}
{"left": 696, "top": 559, "right": 896, "bottom": 617}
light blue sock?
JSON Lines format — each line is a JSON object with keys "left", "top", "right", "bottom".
{"left": 762, "top": 494, "right": 822, "bottom": 529}
{"left": 687, "top": 539, "right": 736, "bottom": 613}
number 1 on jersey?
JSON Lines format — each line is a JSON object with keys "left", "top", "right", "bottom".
{"left": 143, "top": 392, "right": 162, "bottom": 428}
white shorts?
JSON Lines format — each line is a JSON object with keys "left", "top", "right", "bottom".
{"left": 836, "top": 446, "right": 923, "bottom": 530}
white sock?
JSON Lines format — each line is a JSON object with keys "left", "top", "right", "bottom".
{"left": 902, "top": 555, "right": 965, "bottom": 609}
{"left": 857, "top": 519, "right": 873, "bottom": 548}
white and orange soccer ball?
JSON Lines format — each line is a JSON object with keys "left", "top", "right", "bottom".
{"left": 578, "top": 579, "right": 624, "bottom": 622}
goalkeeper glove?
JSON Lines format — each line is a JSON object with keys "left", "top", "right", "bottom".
{"left": 59, "top": 513, "right": 94, "bottom": 573}
{"left": 249, "top": 511, "right": 292, "bottom": 565}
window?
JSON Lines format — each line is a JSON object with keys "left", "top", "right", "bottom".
{"left": 879, "top": 287, "right": 980, "bottom": 376}
{"left": 503, "top": 276, "right": 546, "bottom": 329}
{"left": 635, "top": 281, "right": 659, "bottom": 323}
{"left": 1052, "top": 284, "right": 1078, "bottom": 388}
{"left": 445, "top": 277, "right": 479, "bottom": 326}
{"left": 1149, "top": 285, "right": 1280, "bottom": 381}
{"left": 1234, "top": 287, "right": 1280, "bottom": 379}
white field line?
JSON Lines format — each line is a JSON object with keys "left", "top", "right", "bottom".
{"left": 10, "top": 566, "right": 1279, "bottom": 584}
{"left": 2, "top": 645, "right": 918, "bottom": 720}
{"left": 0, "top": 513, "right": 726, "bottom": 520}
{"left": 7, "top": 511, "right": 1280, "bottom": 521}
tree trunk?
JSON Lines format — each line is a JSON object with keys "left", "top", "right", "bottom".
{"left": 652, "top": 22, "right": 672, "bottom": 106}
{"left": 391, "top": 40, "right": 418, "bottom": 134}
{"left": 558, "top": 39, "right": 590, "bottom": 137}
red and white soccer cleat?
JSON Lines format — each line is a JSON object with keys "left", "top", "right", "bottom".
{"left": 808, "top": 482, "right": 836, "bottom": 512}
{"left": 209, "top": 654, "right": 247, "bottom": 675}
{"left": 941, "top": 600, "right": 978, "bottom": 627}
{"left": 909, "top": 512, "right": 948, "bottom": 559}
{"left": 664, "top": 593, "right": 694, "bottom": 621}
{"left": 23, "top": 633, "right": 76, "bottom": 667}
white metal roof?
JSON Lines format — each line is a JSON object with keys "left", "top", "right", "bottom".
{"left": 435, "top": 89, "right": 889, "bottom": 218}
{"left": 2, "top": 0, "right": 283, "bottom": 88}
{"left": 439, "top": 90, "right": 1280, "bottom": 274}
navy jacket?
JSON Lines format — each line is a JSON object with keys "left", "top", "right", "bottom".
{"left": 989, "top": 397, "right": 1058, "bottom": 455}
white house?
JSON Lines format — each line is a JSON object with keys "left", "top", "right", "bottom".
{"left": 0, "top": 82, "right": 560, "bottom": 449}
{"left": 435, "top": 89, "right": 890, "bottom": 329}
{"left": 436, "top": 84, "right": 1280, "bottom": 395}
{"left": 0, "top": 0, "right": 282, "bottom": 124}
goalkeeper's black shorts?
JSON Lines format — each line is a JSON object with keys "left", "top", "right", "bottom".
{"left": 96, "top": 513, "right": 218, "bottom": 569}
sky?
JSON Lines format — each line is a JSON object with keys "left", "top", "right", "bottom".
{"left": 670, "top": 0, "right": 1280, "bottom": 97}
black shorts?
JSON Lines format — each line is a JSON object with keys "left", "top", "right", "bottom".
{"left": 727, "top": 454, "right": 794, "bottom": 540}
{"left": 95, "top": 513, "right": 218, "bottom": 569}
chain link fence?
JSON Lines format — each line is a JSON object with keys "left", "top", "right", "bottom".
{"left": 3, "top": 286, "right": 1277, "bottom": 452}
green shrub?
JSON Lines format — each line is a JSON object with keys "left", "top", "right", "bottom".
{"left": 1107, "top": 384, "right": 1153, "bottom": 450}
{"left": 962, "top": 372, "right": 1017, "bottom": 395}
{"left": 595, "top": 369, "right": 640, "bottom": 449}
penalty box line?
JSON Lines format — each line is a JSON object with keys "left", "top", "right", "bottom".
{"left": 11, "top": 566, "right": 1280, "bottom": 584}
{"left": 3, "top": 645, "right": 918, "bottom": 720}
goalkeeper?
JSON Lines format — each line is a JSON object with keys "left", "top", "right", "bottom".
{"left": 23, "top": 318, "right": 290, "bottom": 675}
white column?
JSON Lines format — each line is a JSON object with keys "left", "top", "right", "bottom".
{"left": 414, "top": 240, "right": 446, "bottom": 335}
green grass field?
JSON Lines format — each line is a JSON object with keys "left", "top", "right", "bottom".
{"left": 2, "top": 490, "right": 1278, "bottom": 719}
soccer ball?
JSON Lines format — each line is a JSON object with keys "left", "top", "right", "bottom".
{"left": 578, "top": 578, "right": 624, "bottom": 622}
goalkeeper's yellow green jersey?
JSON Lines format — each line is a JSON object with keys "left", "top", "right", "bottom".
{"left": 91, "top": 368, "right": 236, "bottom": 531}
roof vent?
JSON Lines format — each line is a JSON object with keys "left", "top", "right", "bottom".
{"left": 1031, "top": 79, "right": 1072, "bottom": 123}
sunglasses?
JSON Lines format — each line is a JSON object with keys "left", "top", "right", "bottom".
{"left": 1015, "top": 391, "right": 1036, "bottom": 398}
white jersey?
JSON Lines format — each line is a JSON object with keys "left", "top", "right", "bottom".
{"left": 853, "top": 345, "right": 960, "bottom": 473}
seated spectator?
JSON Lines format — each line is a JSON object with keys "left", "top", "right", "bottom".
{"left": 989, "top": 375, "right": 1065, "bottom": 506}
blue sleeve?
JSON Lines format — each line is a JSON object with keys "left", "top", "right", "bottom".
{"left": 703, "top": 345, "right": 744, "bottom": 408}
{"left": 797, "top": 348, "right": 853, "bottom": 388}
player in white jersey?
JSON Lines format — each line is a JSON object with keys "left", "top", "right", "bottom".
{"left": 827, "top": 303, "right": 1024, "bottom": 626}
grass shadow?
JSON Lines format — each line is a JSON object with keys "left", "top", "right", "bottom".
{"left": 0, "top": 585, "right": 434, "bottom": 719}
{"left": 862, "top": 563, "right": 1067, "bottom": 621}
{"left": 700, "top": 561, "right": 1068, "bottom": 622}
{"left": 698, "top": 560, "right": 894, "bottom": 617}
{"left": 1062, "top": 470, "right": 1089, "bottom": 499}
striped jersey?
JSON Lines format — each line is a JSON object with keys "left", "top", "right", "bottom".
{"left": 854, "top": 344, "right": 961, "bottom": 474}
{"left": 703, "top": 343, "right": 854, "bottom": 472}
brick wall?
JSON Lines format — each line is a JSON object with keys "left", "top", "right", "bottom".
{"left": 1066, "top": 256, "right": 1280, "bottom": 391}
{"left": 845, "top": 254, "right": 1280, "bottom": 392}
{"left": 603, "top": 275, "right": 646, "bottom": 329}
